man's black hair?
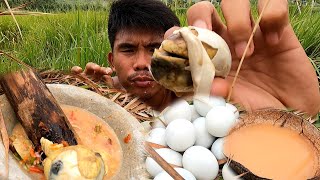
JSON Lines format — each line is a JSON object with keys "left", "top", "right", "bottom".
{"left": 108, "top": 0, "right": 180, "bottom": 50}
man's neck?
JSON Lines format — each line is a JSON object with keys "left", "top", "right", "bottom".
{"left": 145, "top": 89, "right": 177, "bottom": 111}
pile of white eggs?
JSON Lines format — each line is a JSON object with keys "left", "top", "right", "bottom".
{"left": 145, "top": 95, "right": 240, "bottom": 180}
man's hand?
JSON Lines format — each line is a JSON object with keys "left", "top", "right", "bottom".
{"left": 71, "top": 62, "right": 114, "bottom": 87}
{"left": 186, "top": 1, "right": 320, "bottom": 116}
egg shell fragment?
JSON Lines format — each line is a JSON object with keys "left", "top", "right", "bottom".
{"left": 145, "top": 148, "right": 182, "bottom": 177}
{"left": 206, "top": 106, "right": 236, "bottom": 137}
{"left": 165, "top": 119, "right": 196, "bottom": 152}
{"left": 222, "top": 163, "right": 243, "bottom": 180}
{"left": 193, "top": 117, "right": 215, "bottom": 148}
{"left": 193, "top": 26, "right": 232, "bottom": 77}
{"left": 182, "top": 146, "right": 219, "bottom": 180}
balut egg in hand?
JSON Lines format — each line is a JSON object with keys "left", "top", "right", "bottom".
{"left": 41, "top": 138, "right": 106, "bottom": 180}
{"left": 150, "top": 26, "right": 231, "bottom": 96}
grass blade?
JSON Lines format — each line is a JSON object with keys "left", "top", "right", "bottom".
{"left": 2, "top": 0, "right": 23, "bottom": 39}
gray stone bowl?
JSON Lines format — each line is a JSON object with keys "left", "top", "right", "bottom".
{"left": 0, "top": 84, "right": 148, "bottom": 180}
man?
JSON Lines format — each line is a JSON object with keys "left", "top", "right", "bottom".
{"left": 72, "top": 0, "right": 320, "bottom": 116}
{"left": 73, "top": 0, "right": 180, "bottom": 111}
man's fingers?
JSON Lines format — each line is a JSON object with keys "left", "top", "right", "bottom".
{"left": 258, "top": 0, "right": 289, "bottom": 45}
{"left": 164, "top": 26, "right": 180, "bottom": 39}
{"left": 72, "top": 62, "right": 112, "bottom": 83}
{"left": 221, "top": 0, "right": 254, "bottom": 58}
{"left": 100, "top": 67, "right": 113, "bottom": 75}
{"left": 102, "top": 75, "right": 114, "bottom": 88}
{"left": 92, "top": 67, "right": 112, "bottom": 81}
{"left": 71, "top": 66, "right": 83, "bottom": 74}
{"left": 210, "top": 78, "right": 230, "bottom": 98}
{"left": 92, "top": 65, "right": 113, "bottom": 81}
{"left": 84, "top": 62, "right": 100, "bottom": 75}
{"left": 187, "top": 1, "right": 211, "bottom": 30}
{"left": 187, "top": 1, "right": 225, "bottom": 34}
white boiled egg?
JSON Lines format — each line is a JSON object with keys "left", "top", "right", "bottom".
{"left": 206, "top": 106, "right": 236, "bottom": 137}
{"left": 147, "top": 128, "right": 167, "bottom": 147}
{"left": 226, "top": 103, "right": 240, "bottom": 119}
{"left": 193, "top": 117, "right": 215, "bottom": 148}
{"left": 182, "top": 146, "right": 219, "bottom": 180}
{"left": 163, "top": 99, "right": 192, "bottom": 124}
{"left": 145, "top": 148, "right": 182, "bottom": 177}
{"left": 211, "top": 137, "right": 226, "bottom": 160}
{"left": 190, "top": 105, "right": 201, "bottom": 122}
{"left": 193, "top": 95, "right": 226, "bottom": 117}
{"left": 165, "top": 119, "right": 196, "bottom": 152}
{"left": 154, "top": 168, "right": 196, "bottom": 180}
{"left": 222, "top": 163, "right": 243, "bottom": 180}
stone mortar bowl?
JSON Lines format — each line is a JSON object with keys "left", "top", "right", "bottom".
{"left": 0, "top": 84, "right": 148, "bottom": 180}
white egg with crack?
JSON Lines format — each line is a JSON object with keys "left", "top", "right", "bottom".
{"left": 146, "top": 128, "right": 167, "bottom": 147}
{"left": 165, "top": 119, "right": 196, "bottom": 152}
{"left": 211, "top": 137, "right": 226, "bottom": 160}
{"left": 206, "top": 106, "right": 236, "bottom": 137}
{"left": 226, "top": 103, "right": 240, "bottom": 119}
{"left": 182, "top": 146, "right": 219, "bottom": 180}
{"left": 163, "top": 99, "right": 192, "bottom": 124}
{"left": 193, "top": 117, "right": 215, "bottom": 148}
{"left": 222, "top": 163, "right": 243, "bottom": 180}
{"left": 154, "top": 168, "right": 196, "bottom": 180}
{"left": 145, "top": 148, "right": 182, "bottom": 177}
{"left": 194, "top": 26, "right": 232, "bottom": 76}
{"left": 190, "top": 105, "right": 201, "bottom": 122}
{"left": 193, "top": 95, "right": 226, "bottom": 117}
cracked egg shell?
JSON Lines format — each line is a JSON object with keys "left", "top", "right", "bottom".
{"left": 150, "top": 26, "right": 231, "bottom": 93}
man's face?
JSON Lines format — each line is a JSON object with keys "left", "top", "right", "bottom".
{"left": 108, "top": 29, "right": 165, "bottom": 100}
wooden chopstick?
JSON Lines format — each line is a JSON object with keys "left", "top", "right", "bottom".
{"left": 144, "top": 142, "right": 184, "bottom": 180}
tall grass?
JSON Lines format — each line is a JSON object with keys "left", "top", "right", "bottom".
{"left": 0, "top": 10, "right": 109, "bottom": 73}
{"left": 0, "top": 3, "right": 319, "bottom": 74}
{"left": 0, "top": 0, "right": 109, "bottom": 12}
{"left": 290, "top": 6, "right": 320, "bottom": 59}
